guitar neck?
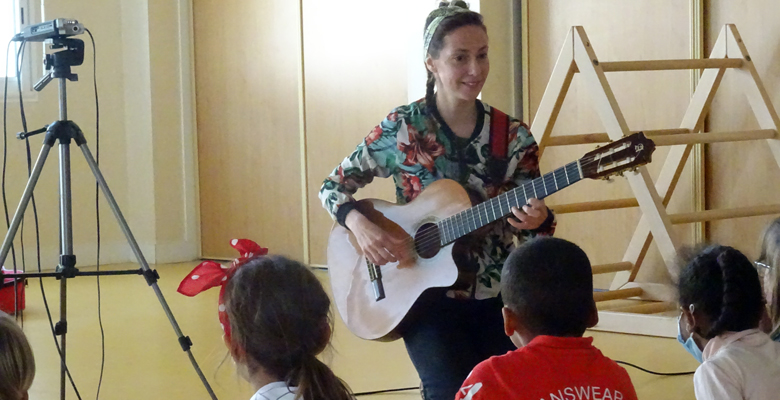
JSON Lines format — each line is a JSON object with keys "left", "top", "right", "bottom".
{"left": 437, "top": 160, "right": 583, "bottom": 245}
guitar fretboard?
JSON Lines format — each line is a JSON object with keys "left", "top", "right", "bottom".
{"left": 437, "top": 160, "right": 582, "bottom": 245}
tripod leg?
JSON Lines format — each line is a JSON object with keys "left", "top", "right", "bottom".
{"left": 58, "top": 142, "right": 76, "bottom": 400}
{"left": 0, "top": 144, "right": 53, "bottom": 267}
{"left": 77, "top": 143, "right": 218, "bottom": 400}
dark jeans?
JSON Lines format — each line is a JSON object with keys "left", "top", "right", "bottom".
{"left": 401, "top": 292, "right": 515, "bottom": 400}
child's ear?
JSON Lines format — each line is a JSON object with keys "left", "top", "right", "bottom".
{"left": 502, "top": 306, "right": 518, "bottom": 337}
{"left": 681, "top": 306, "right": 696, "bottom": 332}
{"left": 502, "top": 306, "right": 526, "bottom": 348}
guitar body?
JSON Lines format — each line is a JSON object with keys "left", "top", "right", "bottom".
{"left": 327, "top": 179, "right": 472, "bottom": 341}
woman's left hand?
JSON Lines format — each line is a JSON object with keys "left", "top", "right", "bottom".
{"left": 508, "top": 198, "right": 548, "bottom": 230}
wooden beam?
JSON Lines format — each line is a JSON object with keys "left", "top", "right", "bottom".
{"left": 598, "top": 58, "right": 742, "bottom": 72}
{"left": 592, "top": 311, "right": 676, "bottom": 338}
{"left": 553, "top": 199, "right": 638, "bottom": 214}
{"left": 651, "top": 129, "right": 776, "bottom": 146}
{"left": 547, "top": 129, "right": 774, "bottom": 147}
{"left": 592, "top": 262, "right": 633, "bottom": 275}
{"left": 669, "top": 204, "right": 780, "bottom": 224}
{"left": 726, "top": 25, "right": 780, "bottom": 171}
{"left": 593, "top": 287, "right": 643, "bottom": 302}
{"left": 610, "top": 301, "right": 677, "bottom": 314}
{"left": 545, "top": 128, "right": 689, "bottom": 146}
{"left": 531, "top": 29, "right": 576, "bottom": 158}
{"left": 621, "top": 282, "right": 677, "bottom": 302}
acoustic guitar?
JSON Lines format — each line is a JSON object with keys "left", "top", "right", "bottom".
{"left": 327, "top": 132, "right": 656, "bottom": 341}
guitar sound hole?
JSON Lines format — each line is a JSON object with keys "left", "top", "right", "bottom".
{"left": 414, "top": 223, "right": 441, "bottom": 259}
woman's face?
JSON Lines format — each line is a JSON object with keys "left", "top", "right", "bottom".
{"left": 426, "top": 24, "right": 489, "bottom": 104}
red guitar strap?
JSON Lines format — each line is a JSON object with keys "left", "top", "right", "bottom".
{"left": 489, "top": 106, "right": 510, "bottom": 159}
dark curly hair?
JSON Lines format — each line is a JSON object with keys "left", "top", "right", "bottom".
{"left": 501, "top": 237, "right": 595, "bottom": 336}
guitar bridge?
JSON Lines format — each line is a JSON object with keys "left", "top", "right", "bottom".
{"left": 366, "top": 259, "right": 385, "bottom": 301}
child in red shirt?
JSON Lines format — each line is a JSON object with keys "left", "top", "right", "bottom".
{"left": 456, "top": 237, "right": 638, "bottom": 400}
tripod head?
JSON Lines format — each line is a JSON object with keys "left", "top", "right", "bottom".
{"left": 34, "top": 37, "right": 85, "bottom": 91}
{"left": 47, "top": 38, "right": 84, "bottom": 79}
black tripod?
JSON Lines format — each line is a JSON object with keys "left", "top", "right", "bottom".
{"left": 1, "top": 37, "right": 217, "bottom": 400}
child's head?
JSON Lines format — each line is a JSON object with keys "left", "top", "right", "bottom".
{"left": 678, "top": 245, "right": 764, "bottom": 342}
{"left": 223, "top": 255, "right": 351, "bottom": 400}
{"left": 0, "top": 312, "right": 35, "bottom": 400}
{"left": 500, "top": 237, "right": 598, "bottom": 346}
{"left": 758, "top": 218, "right": 780, "bottom": 327}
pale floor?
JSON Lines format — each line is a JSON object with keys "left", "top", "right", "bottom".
{"left": 13, "top": 262, "right": 699, "bottom": 399}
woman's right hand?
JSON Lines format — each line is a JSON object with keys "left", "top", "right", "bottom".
{"left": 345, "top": 210, "right": 407, "bottom": 266}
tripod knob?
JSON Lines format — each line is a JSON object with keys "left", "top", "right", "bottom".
{"left": 16, "top": 125, "right": 49, "bottom": 140}
{"left": 34, "top": 70, "right": 54, "bottom": 92}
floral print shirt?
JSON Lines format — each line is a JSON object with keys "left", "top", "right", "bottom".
{"left": 319, "top": 99, "right": 555, "bottom": 299}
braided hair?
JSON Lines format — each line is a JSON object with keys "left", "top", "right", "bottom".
{"left": 678, "top": 245, "right": 764, "bottom": 339}
{"left": 423, "top": 1, "right": 485, "bottom": 131}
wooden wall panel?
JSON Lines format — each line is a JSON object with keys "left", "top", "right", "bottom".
{"left": 528, "top": 0, "right": 696, "bottom": 288}
{"left": 194, "top": 0, "right": 304, "bottom": 258}
{"left": 706, "top": 1, "right": 780, "bottom": 258}
{"left": 481, "top": 0, "right": 518, "bottom": 115}
{"left": 303, "top": 1, "right": 424, "bottom": 265}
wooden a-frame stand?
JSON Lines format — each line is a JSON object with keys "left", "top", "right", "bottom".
{"left": 531, "top": 25, "right": 780, "bottom": 337}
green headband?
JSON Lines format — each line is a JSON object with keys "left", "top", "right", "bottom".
{"left": 423, "top": 6, "right": 471, "bottom": 59}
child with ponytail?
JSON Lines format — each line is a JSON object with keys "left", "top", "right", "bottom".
{"left": 178, "top": 240, "right": 352, "bottom": 400}
{"left": 677, "top": 245, "right": 780, "bottom": 400}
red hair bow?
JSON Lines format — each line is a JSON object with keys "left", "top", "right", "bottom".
{"left": 177, "top": 239, "right": 268, "bottom": 342}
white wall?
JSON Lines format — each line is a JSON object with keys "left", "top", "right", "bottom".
{"left": 0, "top": 0, "right": 198, "bottom": 269}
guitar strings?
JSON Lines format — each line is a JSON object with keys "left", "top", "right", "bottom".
{"left": 412, "top": 150, "right": 629, "bottom": 252}
{"left": 407, "top": 162, "right": 582, "bottom": 251}
{"left": 405, "top": 159, "right": 588, "bottom": 248}
{"left": 407, "top": 160, "right": 586, "bottom": 253}
{"left": 399, "top": 153, "right": 636, "bottom": 255}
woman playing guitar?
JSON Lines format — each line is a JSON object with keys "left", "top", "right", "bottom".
{"left": 319, "top": 2, "right": 555, "bottom": 399}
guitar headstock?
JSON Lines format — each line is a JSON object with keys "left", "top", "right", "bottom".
{"left": 580, "top": 132, "right": 656, "bottom": 180}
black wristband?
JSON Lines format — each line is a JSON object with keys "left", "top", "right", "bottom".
{"left": 336, "top": 202, "right": 358, "bottom": 229}
{"left": 532, "top": 207, "right": 555, "bottom": 232}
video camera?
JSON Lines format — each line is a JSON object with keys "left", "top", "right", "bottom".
{"left": 12, "top": 18, "right": 83, "bottom": 42}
